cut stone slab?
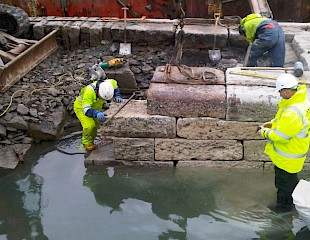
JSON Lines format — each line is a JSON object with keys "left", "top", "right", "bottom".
{"left": 103, "top": 100, "right": 176, "bottom": 138}
{"left": 155, "top": 139, "right": 243, "bottom": 161}
{"left": 85, "top": 138, "right": 117, "bottom": 166}
{"left": 147, "top": 82, "right": 226, "bottom": 118}
{"left": 182, "top": 24, "right": 229, "bottom": 49}
{"left": 114, "top": 138, "right": 154, "bottom": 161}
{"left": 243, "top": 140, "right": 270, "bottom": 161}
{"left": 111, "top": 21, "right": 175, "bottom": 46}
{"left": 226, "top": 67, "right": 285, "bottom": 86}
{"left": 177, "top": 117, "right": 262, "bottom": 140}
{"left": 104, "top": 65, "right": 137, "bottom": 94}
{"left": 226, "top": 85, "right": 279, "bottom": 122}
{"left": 148, "top": 66, "right": 226, "bottom": 118}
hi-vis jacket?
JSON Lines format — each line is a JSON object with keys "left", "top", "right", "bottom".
{"left": 74, "top": 79, "right": 118, "bottom": 117}
{"left": 261, "top": 85, "right": 310, "bottom": 173}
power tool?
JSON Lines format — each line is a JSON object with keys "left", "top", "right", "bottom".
{"left": 90, "top": 58, "right": 125, "bottom": 81}
{"left": 99, "top": 58, "right": 124, "bottom": 69}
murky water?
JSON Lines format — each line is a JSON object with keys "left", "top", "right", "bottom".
{"left": 1, "top": 140, "right": 310, "bottom": 240}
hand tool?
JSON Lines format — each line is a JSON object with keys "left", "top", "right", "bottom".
{"left": 229, "top": 71, "right": 310, "bottom": 85}
{"left": 240, "top": 61, "right": 304, "bottom": 77}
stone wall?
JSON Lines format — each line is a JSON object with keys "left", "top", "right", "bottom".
{"left": 101, "top": 99, "right": 310, "bottom": 169}
{"left": 96, "top": 64, "right": 310, "bottom": 170}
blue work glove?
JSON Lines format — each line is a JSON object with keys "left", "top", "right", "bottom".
{"left": 96, "top": 112, "right": 105, "bottom": 121}
{"left": 114, "top": 96, "right": 123, "bottom": 103}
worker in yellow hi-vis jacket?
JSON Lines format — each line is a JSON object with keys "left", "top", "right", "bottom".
{"left": 74, "top": 77, "right": 122, "bottom": 151}
{"left": 257, "top": 74, "right": 310, "bottom": 212}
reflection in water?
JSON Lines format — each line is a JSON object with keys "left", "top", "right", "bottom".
{"left": 0, "top": 141, "right": 310, "bottom": 239}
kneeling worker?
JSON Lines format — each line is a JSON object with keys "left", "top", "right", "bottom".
{"left": 74, "top": 73, "right": 123, "bottom": 151}
{"left": 257, "top": 74, "right": 310, "bottom": 212}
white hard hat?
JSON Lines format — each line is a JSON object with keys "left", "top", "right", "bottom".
{"left": 98, "top": 81, "right": 114, "bottom": 100}
{"left": 275, "top": 74, "right": 299, "bottom": 92}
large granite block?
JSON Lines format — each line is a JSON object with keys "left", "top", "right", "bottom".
{"left": 243, "top": 140, "right": 270, "bottom": 161}
{"left": 147, "top": 83, "right": 226, "bottom": 118}
{"left": 226, "top": 85, "right": 279, "bottom": 122}
{"left": 114, "top": 138, "right": 154, "bottom": 161}
{"left": 103, "top": 100, "right": 176, "bottom": 138}
{"left": 177, "top": 117, "right": 262, "bottom": 140}
{"left": 155, "top": 139, "right": 242, "bottom": 161}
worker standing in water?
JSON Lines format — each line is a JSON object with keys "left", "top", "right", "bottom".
{"left": 257, "top": 74, "right": 310, "bottom": 212}
{"left": 74, "top": 70, "right": 123, "bottom": 151}
{"left": 239, "top": 13, "right": 285, "bottom": 67}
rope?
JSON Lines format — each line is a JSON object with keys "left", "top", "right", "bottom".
{"left": 0, "top": 70, "right": 86, "bottom": 117}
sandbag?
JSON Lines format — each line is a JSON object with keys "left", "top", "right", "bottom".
{"left": 292, "top": 179, "right": 310, "bottom": 230}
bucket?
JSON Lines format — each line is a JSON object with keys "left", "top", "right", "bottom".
{"left": 208, "top": 48, "right": 221, "bottom": 64}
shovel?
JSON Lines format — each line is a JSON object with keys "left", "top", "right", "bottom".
{"left": 208, "top": 16, "right": 221, "bottom": 64}
{"left": 119, "top": 7, "right": 131, "bottom": 55}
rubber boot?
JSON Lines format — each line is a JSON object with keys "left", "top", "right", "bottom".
{"left": 84, "top": 143, "right": 96, "bottom": 151}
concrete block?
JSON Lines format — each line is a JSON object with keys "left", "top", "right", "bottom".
{"left": 114, "top": 138, "right": 154, "bottom": 161}
{"left": 103, "top": 100, "right": 176, "bottom": 138}
{"left": 177, "top": 117, "right": 262, "bottom": 140}
{"left": 155, "top": 139, "right": 243, "bottom": 161}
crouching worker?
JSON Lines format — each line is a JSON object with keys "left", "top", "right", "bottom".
{"left": 239, "top": 13, "right": 285, "bottom": 67}
{"left": 257, "top": 74, "right": 310, "bottom": 212}
{"left": 74, "top": 76, "right": 123, "bottom": 151}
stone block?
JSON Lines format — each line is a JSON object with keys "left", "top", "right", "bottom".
{"left": 90, "top": 21, "right": 104, "bottom": 47}
{"left": 0, "top": 146, "right": 19, "bottom": 169}
{"left": 105, "top": 65, "right": 137, "bottom": 94}
{"left": 244, "top": 140, "right": 270, "bottom": 161}
{"left": 292, "top": 33, "right": 310, "bottom": 70}
{"left": 67, "top": 21, "right": 83, "bottom": 50}
{"left": 103, "top": 100, "right": 176, "bottom": 138}
{"left": 147, "top": 81, "right": 226, "bottom": 118}
{"left": 155, "top": 139, "right": 243, "bottom": 161}
{"left": 114, "top": 138, "right": 154, "bottom": 161}
{"left": 80, "top": 21, "right": 93, "bottom": 46}
{"left": 33, "top": 19, "right": 48, "bottom": 40}
{"left": 226, "top": 67, "right": 284, "bottom": 87}
{"left": 183, "top": 24, "right": 228, "bottom": 49}
{"left": 226, "top": 85, "right": 279, "bottom": 122}
{"left": 102, "top": 22, "right": 114, "bottom": 41}
{"left": 177, "top": 117, "right": 262, "bottom": 140}
{"left": 61, "top": 22, "right": 70, "bottom": 50}
{"left": 111, "top": 22, "right": 175, "bottom": 46}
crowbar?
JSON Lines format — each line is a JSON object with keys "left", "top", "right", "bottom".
{"left": 103, "top": 92, "right": 136, "bottom": 125}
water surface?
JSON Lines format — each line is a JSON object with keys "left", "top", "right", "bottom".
{"left": 1, "top": 142, "right": 310, "bottom": 240}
